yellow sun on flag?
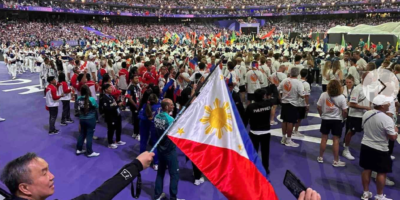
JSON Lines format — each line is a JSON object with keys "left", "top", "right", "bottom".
{"left": 177, "top": 128, "right": 185, "bottom": 136}
{"left": 200, "top": 98, "right": 233, "bottom": 139}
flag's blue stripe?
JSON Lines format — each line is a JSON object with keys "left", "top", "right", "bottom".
{"left": 227, "top": 89, "right": 269, "bottom": 180}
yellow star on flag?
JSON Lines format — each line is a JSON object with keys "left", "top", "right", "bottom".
{"left": 177, "top": 128, "right": 185, "bottom": 136}
{"left": 238, "top": 144, "right": 243, "bottom": 151}
{"left": 220, "top": 75, "right": 224, "bottom": 80}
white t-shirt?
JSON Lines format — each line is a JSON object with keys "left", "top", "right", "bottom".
{"left": 317, "top": 92, "right": 348, "bottom": 120}
{"left": 342, "top": 85, "right": 355, "bottom": 103}
{"left": 87, "top": 61, "right": 97, "bottom": 80}
{"left": 347, "top": 66, "right": 360, "bottom": 85}
{"left": 270, "top": 72, "right": 287, "bottom": 86}
{"left": 259, "top": 64, "right": 271, "bottom": 88}
{"left": 298, "top": 80, "right": 311, "bottom": 107}
{"left": 224, "top": 70, "right": 239, "bottom": 93}
{"left": 349, "top": 84, "right": 370, "bottom": 118}
{"left": 362, "top": 110, "right": 397, "bottom": 152}
{"left": 272, "top": 61, "right": 280, "bottom": 73}
{"left": 278, "top": 78, "right": 305, "bottom": 106}
{"left": 246, "top": 69, "right": 264, "bottom": 94}
{"left": 282, "top": 62, "right": 293, "bottom": 74}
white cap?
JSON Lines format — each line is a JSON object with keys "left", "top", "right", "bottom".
{"left": 372, "top": 95, "right": 393, "bottom": 106}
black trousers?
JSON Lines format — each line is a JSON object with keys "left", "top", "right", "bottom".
{"left": 48, "top": 107, "right": 58, "bottom": 132}
{"left": 312, "top": 69, "right": 320, "bottom": 84}
{"left": 106, "top": 115, "right": 122, "bottom": 144}
{"left": 61, "top": 100, "right": 71, "bottom": 123}
{"left": 74, "top": 94, "right": 79, "bottom": 115}
{"left": 249, "top": 132, "right": 271, "bottom": 173}
{"left": 389, "top": 140, "right": 395, "bottom": 155}
{"left": 192, "top": 162, "right": 202, "bottom": 180}
{"left": 131, "top": 108, "right": 139, "bottom": 135}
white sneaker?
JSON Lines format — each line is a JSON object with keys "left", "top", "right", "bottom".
{"left": 76, "top": 150, "right": 86, "bottom": 155}
{"left": 199, "top": 177, "right": 205, "bottom": 183}
{"left": 153, "top": 164, "right": 158, "bottom": 171}
{"left": 156, "top": 193, "right": 166, "bottom": 200}
{"left": 0, "top": 118, "right": 5, "bottom": 122}
{"left": 280, "top": 135, "right": 287, "bottom": 145}
{"left": 361, "top": 191, "right": 372, "bottom": 200}
{"left": 374, "top": 194, "right": 392, "bottom": 200}
{"left": 285, "top": 140, "right": 299, "bottom": 148}
{"left": 292, "top": 131, "right": 305, "bottom": 137}
{"left": 108, "top": 144, "right": 118, "bottom": 149}
{"left": 136, "top": 135, "right": 141, "bottom": 141}
{"left": 93, "top": 136, "right": 98, "bottom": 140}
{"left": 116, "top": 141, "right": 126, "bottom": 146}
{"left": 317, "top": 157, "right": 324, "bottom": 163}
{"left": 390, "top": 155, "right": 395, "bottom": 160}
{"left": 342, "top": 149, "right": 355, "bottom": 160}
{"left": 194, "top": 179, "right": 202, "bottom": 186}
{"left": 332, "top": 160, "right": 346, "bottom": 167}
{"left": 385, "top": 178, "right": 395, "bottom": 186}
{"left": 87, "top": 152, "right": 100, "bottom": 157}
{"left": 270, "top": 121, "right": 278, "bottom": 125}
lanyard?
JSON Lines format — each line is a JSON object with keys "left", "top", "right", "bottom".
{"left": 363, "top": 111, "right": 382, "bottom": 126}
{"left": 347, "top": 86, "right": 354, "bottom": 102}
{"left": 130, "top": 173, "right": 141, "bottom": 199}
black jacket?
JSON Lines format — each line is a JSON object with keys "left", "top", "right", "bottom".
{"left": 8, "top": 160, "right": 143, "bottom": 200}
{"left": 101, "top": 94, "right": 121, "bottom": 123}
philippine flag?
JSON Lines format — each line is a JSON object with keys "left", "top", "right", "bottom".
{"left": 167, "top": 67, "right": 278, "bottom": 200}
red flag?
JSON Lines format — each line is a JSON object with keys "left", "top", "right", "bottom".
{"left": 260, "top": 27, "right": 276, "bottom": 40}
{"left": 199, "top": 34, "right": 205, "bottom": 41}
{"left": 216, "top": 32, "right": 221, "bottom": 38}
{"left": 186, "top": 33, "right": 190, "bottom": 40}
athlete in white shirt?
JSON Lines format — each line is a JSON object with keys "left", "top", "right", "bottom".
{"left": 293, "top": 69, "right": 311, "bottom": 137}
{"left": 317, "top": 79, "right": 348, "bottom": 167}
{"left": 245, "top": 62, "right": 264, "bottom": 105}
{"left": 278, "top": 67, "right": 305, "bottom": 147}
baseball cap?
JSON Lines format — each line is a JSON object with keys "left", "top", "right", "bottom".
{"left": 372, "top": 95, "right": 393, "bottom": 106}
{"left": 372, "top": 53, "right": 378, "bottom": 57}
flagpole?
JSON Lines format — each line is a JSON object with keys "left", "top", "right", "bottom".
{"left": 150, "top": 57, "right": 225, "bottom": 153}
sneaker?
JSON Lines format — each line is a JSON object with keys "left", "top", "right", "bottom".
{"left": 0, "top": 118, "right": 5, "bottom": 122}
{"left": 374, "top": 194, "right": 392, "bottom": 200}
{"left": 317, "top": 157, "right": 324, "bottom": 163}
{"left": 116, "top": 141, "right": 126, "bottom": 146}
{"left": 194, "top": 179, "right": 202, "bottom": 186}
{"left": 270, "top": 121, "right": 278, "bottom": 125}
{"left": 285, "top": 140, "right": 299, "bottom": 147}
{"left": 76, "top": 150, "right": 86, "bottom": 155}
{"left": 361, "top": 191, "right": 372, "bottom": 200}
{"left": 332, "top": 160, "right": 346, "bottom": 167}
{"left": 87, "top": 152, "right": 100, "bottom": 157}
{"left": 280, "top": 135, "right": 287, "bottom": 145}
{"left": 199, "top": 177, "right": 205, "bottom": 183}
{"left": 153, "top": 164, "right": 158, "bottom": 171}
{"left": 136, "top": 135, "right": 141, "bottom": 141}
{"left": 156, "top": 193, "right": 166, "bottom": 200}
{"left": 342, "top": 149, "right": 355, "bottom": 160}
{"left": 93, "top": 136, "right": 98, "bottom": 140}
{"left": 385, "top": 178, "right": 395, "bottom": 186}
{"left": 292, "top": 131, "right": 305, "bottom": 137}
{"left": 66, "top": 120, "right": 74, "bottom": 124}
{"left": 60, "top": 122, "right": 67, "bottom": 126}
{"left": 390, "top": 155, "right": 395, "bottom": 160}
{"left": 108, "top": 144, "right": 118, "bottom": 149}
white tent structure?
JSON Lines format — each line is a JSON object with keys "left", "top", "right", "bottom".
{"left": 328, "top": 22, "right": 400, "bottom": 35}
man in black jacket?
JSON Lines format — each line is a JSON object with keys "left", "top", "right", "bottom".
{"left": 102, "top": 84, "right": 126, "bottom": 149}
{"left": 0, "top": 151, "right": 154, "bottom": 200}
{"left": 245, "top": 89, "right": 272, "bottom": 174}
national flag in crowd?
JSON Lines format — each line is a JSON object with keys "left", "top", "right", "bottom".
{"left": 308, "top": 31, "right": 312, "bottom": 38}
{"left": 189, "top": 58, "right": 198, "bottom": 70}
{"left": 216, "top": 32, "right": 221, "bottom": 38}
{"left": 278, "top": 32, "right": 284, "bottom": 45}
{"left": 230, "top": 31, "right": 236, "bottom": 44}
{"left": 316, "top": 32, "right": 320, "bottom": 49}
{"left": 364, "top": 35, "right": 370, "bottom": 50}
{"left": 167, "top": 68, "right": 278, "bottom": 200}
{"left": 396, "top": 35, "right": 400, "bottom": 51}
{"left": 260, "top": 27, "right": 275, "bottom": 39}
{"left": 340, "top": 34, "right": 346, "bottom": 54}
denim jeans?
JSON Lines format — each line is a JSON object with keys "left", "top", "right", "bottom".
{"left": 77, "top": 118, "right": 96, "bottom": 154}
{"left": 154, "top": 149, "right": 179, "bottom": 200}
{"left": 48, "top": 107, "right": 58, "bottom": 132}
{"left": 61, "top": 100, "right": 71, "bottom": 123}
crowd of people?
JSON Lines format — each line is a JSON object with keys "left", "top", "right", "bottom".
{"left": 1, "top": 18, "right": 400, "bottom": 199}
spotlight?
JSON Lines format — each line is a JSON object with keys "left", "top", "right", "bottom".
{"left": 168, "top": 5, "right": 171, "bottom": 9}
{"left": 277, "top": 4, "right": 281, "bottom": 8}
{"left": 322, "top": 2, "right": 326, "bottom": 6}
{"left": 231, "top": 6, "right": 234, "bottom": 9}
{"left": 287, "top": 4, "right": 290, "bottom": 8}
{"left": 160, "top": 5, "right": 163, "bottom": 8}
{"left": 331, "top": 2, "right": 335, "bottom": 5}
{"left": 200, "top": 6, "right": 203, "bottom": 9}
{"left": 381, "top": 0, "right": 385, "bottom": 2}
{"left": 194, "top": 6, "right": 197, "bottom": 9}
{"left": 82, "top": 0, "right": 85, "bottom": 2}
{"left": 392, "top": 0, "right": 396, "bottom": 2}
{"left": 242, "top": 5, "right": 245, "bottom": 9}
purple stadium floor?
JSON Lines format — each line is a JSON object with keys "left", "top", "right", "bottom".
{"left": 0, "top": 62, "right": 399, "bottom": 200}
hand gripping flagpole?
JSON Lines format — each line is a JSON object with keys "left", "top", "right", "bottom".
{"left": 150, "top": 57, "right": 224, "bottom": 153}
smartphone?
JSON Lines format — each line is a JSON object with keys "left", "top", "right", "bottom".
{"left": 283, "top": 170, "right": 307, "bottom": 198}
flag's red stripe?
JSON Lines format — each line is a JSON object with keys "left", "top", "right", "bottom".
{"left": 169, "top": 136, "right": 278, "bottom": 200}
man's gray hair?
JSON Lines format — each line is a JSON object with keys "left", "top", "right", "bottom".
{"left": 290, "top": 67, "right": 300, "bottom": 77}
{"left": 0, "top": 153, "right": 38, "bottom": 194}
